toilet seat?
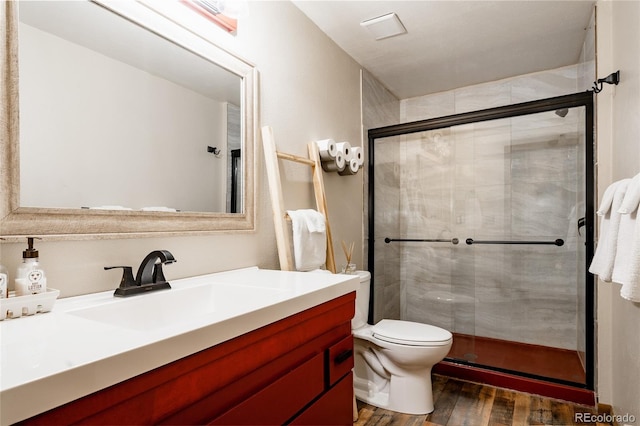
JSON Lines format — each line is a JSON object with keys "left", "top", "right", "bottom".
{"left": 372, "top": 319, "right": 452, "bottom": 346}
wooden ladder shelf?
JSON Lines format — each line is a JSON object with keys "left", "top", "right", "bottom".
{"left": 261, "top": 126, "right": 336, "bottom": 273}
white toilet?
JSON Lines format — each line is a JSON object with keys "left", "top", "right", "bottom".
{"left": 352, "top": 271, "right": 453, "bottom": 415}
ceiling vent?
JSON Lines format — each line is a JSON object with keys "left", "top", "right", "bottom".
{"left": 360, "top": 13, "right": 407, "bottom": 40}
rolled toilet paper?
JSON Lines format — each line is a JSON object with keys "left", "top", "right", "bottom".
{"left": 351, "top": 146, "right": 364, "bottom": 166}
{"left": 322, "top": 150, "right": 346, "bottom": 172}
{"left": 316, "top": 139, "right": 337, "bottom": 161}
{"left": 338, "top": 158, "right": 359, "bottom": 176}
{"left": 335, "top": 141, "right": 352, "bottom": 161}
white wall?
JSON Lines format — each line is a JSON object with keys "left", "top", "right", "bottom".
{"left": 1, "top": 1, "right": 363, "bottom": 297}
{"left": 595, "top": 0, "right": 640, "bottom": 416}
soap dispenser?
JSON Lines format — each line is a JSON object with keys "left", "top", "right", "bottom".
{"left": 15, "top": 237, "right": 47, "bottom": 296}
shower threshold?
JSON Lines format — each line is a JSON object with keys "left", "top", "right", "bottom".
{"left": 447, "top": 333, "right": 586, "bottom": 384}
{"left": 434, "top": 333, "right": 594, "bottom": 405}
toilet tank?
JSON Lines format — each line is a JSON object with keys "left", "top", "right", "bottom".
{"left": 352, "top": 270, "right": 371, "bottom": 330}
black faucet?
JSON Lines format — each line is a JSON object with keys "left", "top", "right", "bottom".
{"left": 105, "top": 250, "right": 176, "bottom": 297}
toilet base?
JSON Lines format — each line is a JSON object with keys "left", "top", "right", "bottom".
{"left": 353, "top": 368, "right": 435, "bottom": 415}
{"left": 354, "top": 376, "right": 390, "bottom": 411}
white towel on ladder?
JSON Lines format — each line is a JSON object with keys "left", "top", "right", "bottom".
{"left": 287, "top": 209, "right": 327, "bottom": 272}
{"left": 589, "top": 179, "right": 630, "bottom": 282}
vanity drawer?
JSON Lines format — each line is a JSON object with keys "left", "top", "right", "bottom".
{"left": 209, "top": 352, "right": 324, "bottom": 425}
{"left": 326, "top": 334, "right": 354, "bottom": 386}
{"left": 290, "top": 372, "right": 353, "bottom": 425}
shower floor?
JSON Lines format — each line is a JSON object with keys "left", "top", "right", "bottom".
{"left": 446, "top": 333, "right": 586, "bottom": 384}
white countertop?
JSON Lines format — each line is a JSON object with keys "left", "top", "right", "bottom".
{"left": 0, "top": 267, "right": 359, "bottom": 425}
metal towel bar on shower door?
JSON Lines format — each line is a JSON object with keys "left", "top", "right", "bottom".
{"left": 465, "top": 238, "right": 564, "bottom": 246}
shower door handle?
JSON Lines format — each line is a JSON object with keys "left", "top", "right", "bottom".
{"left": 384, "top": 237, "right": 460, "bottom": 245}
{"left": 578, "top": 217, "right": 585, "bottom": 236}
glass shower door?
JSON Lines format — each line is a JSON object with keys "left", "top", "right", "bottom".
{"left": 370, "top": 97, "right": 592, "bottom": 388}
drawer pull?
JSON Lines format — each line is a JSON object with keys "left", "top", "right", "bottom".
{"left": 334, "top": 349, "right": 353, "bottom": 365}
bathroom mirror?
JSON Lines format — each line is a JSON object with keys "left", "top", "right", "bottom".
{"left": 1, "top": 0, "right": 257, "bottom": 238}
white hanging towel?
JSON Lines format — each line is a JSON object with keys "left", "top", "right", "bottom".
{"left": 615, "top": 173, "right": 640, "bottom": 302}
{"left": 589, "top": 179, "right": 630, "bottom": 281}
{"left": 618, "top": 173, "right": 640, "bottom": 214}
{"left": 612, "top": 174, "right": 640, "bottom": 285}
{"left": 286, "top": 209, "right": 327, "bottom": 272}
{"left": 621, "top": 217, "right": 640, "bottom": 302}
{"left": 611, "top": 209, "right": 637, "bottom": 284}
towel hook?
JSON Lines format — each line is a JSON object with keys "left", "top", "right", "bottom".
{"left": 591, "top": 70, "right": 620, "bottom": 93}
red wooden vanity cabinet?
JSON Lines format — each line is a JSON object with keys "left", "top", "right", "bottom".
{"left": 20, "top": 292, "right": 355, "bottom": 425}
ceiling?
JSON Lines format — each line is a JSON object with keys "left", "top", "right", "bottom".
{"left": 292, "top": 1, "right": 596, "bottom": 99}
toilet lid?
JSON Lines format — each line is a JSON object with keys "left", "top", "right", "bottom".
{"left": 372, "top": 319, "right": 452, "bottom": 346}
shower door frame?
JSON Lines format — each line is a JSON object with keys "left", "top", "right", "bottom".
{"left": 367, "top": 91, "right": 595, "bottom": 390}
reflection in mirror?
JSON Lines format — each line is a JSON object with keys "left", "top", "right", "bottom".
{"left": 18, "top": 1, "right": 242, "bottom": 213}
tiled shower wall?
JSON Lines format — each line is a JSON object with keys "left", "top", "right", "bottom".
{"left": 361, "top": 70, "right": 401, "bottom": 323}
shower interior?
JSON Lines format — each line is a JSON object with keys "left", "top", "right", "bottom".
{"left": 368, "top": 93, "right": 594, "bottom": 393}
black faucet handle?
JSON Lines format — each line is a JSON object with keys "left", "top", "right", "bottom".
{"left": 104, "top": 266, "right": 137, "bottom": 289}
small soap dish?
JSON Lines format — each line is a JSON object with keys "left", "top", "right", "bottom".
{"left": 0, "top": 288, "right": 60, "bottom": 320}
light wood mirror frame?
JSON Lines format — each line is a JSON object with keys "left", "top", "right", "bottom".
{"left": 0, "top": 1, "right": 258, "bottom": 240}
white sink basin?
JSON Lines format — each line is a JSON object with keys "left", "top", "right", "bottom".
{"left": 68, "top": 282, "right": 285, "bottom": 331}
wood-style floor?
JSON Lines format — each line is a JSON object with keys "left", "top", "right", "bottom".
{"left": 355, "top": 375, "right": 610, "bottom": 426}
